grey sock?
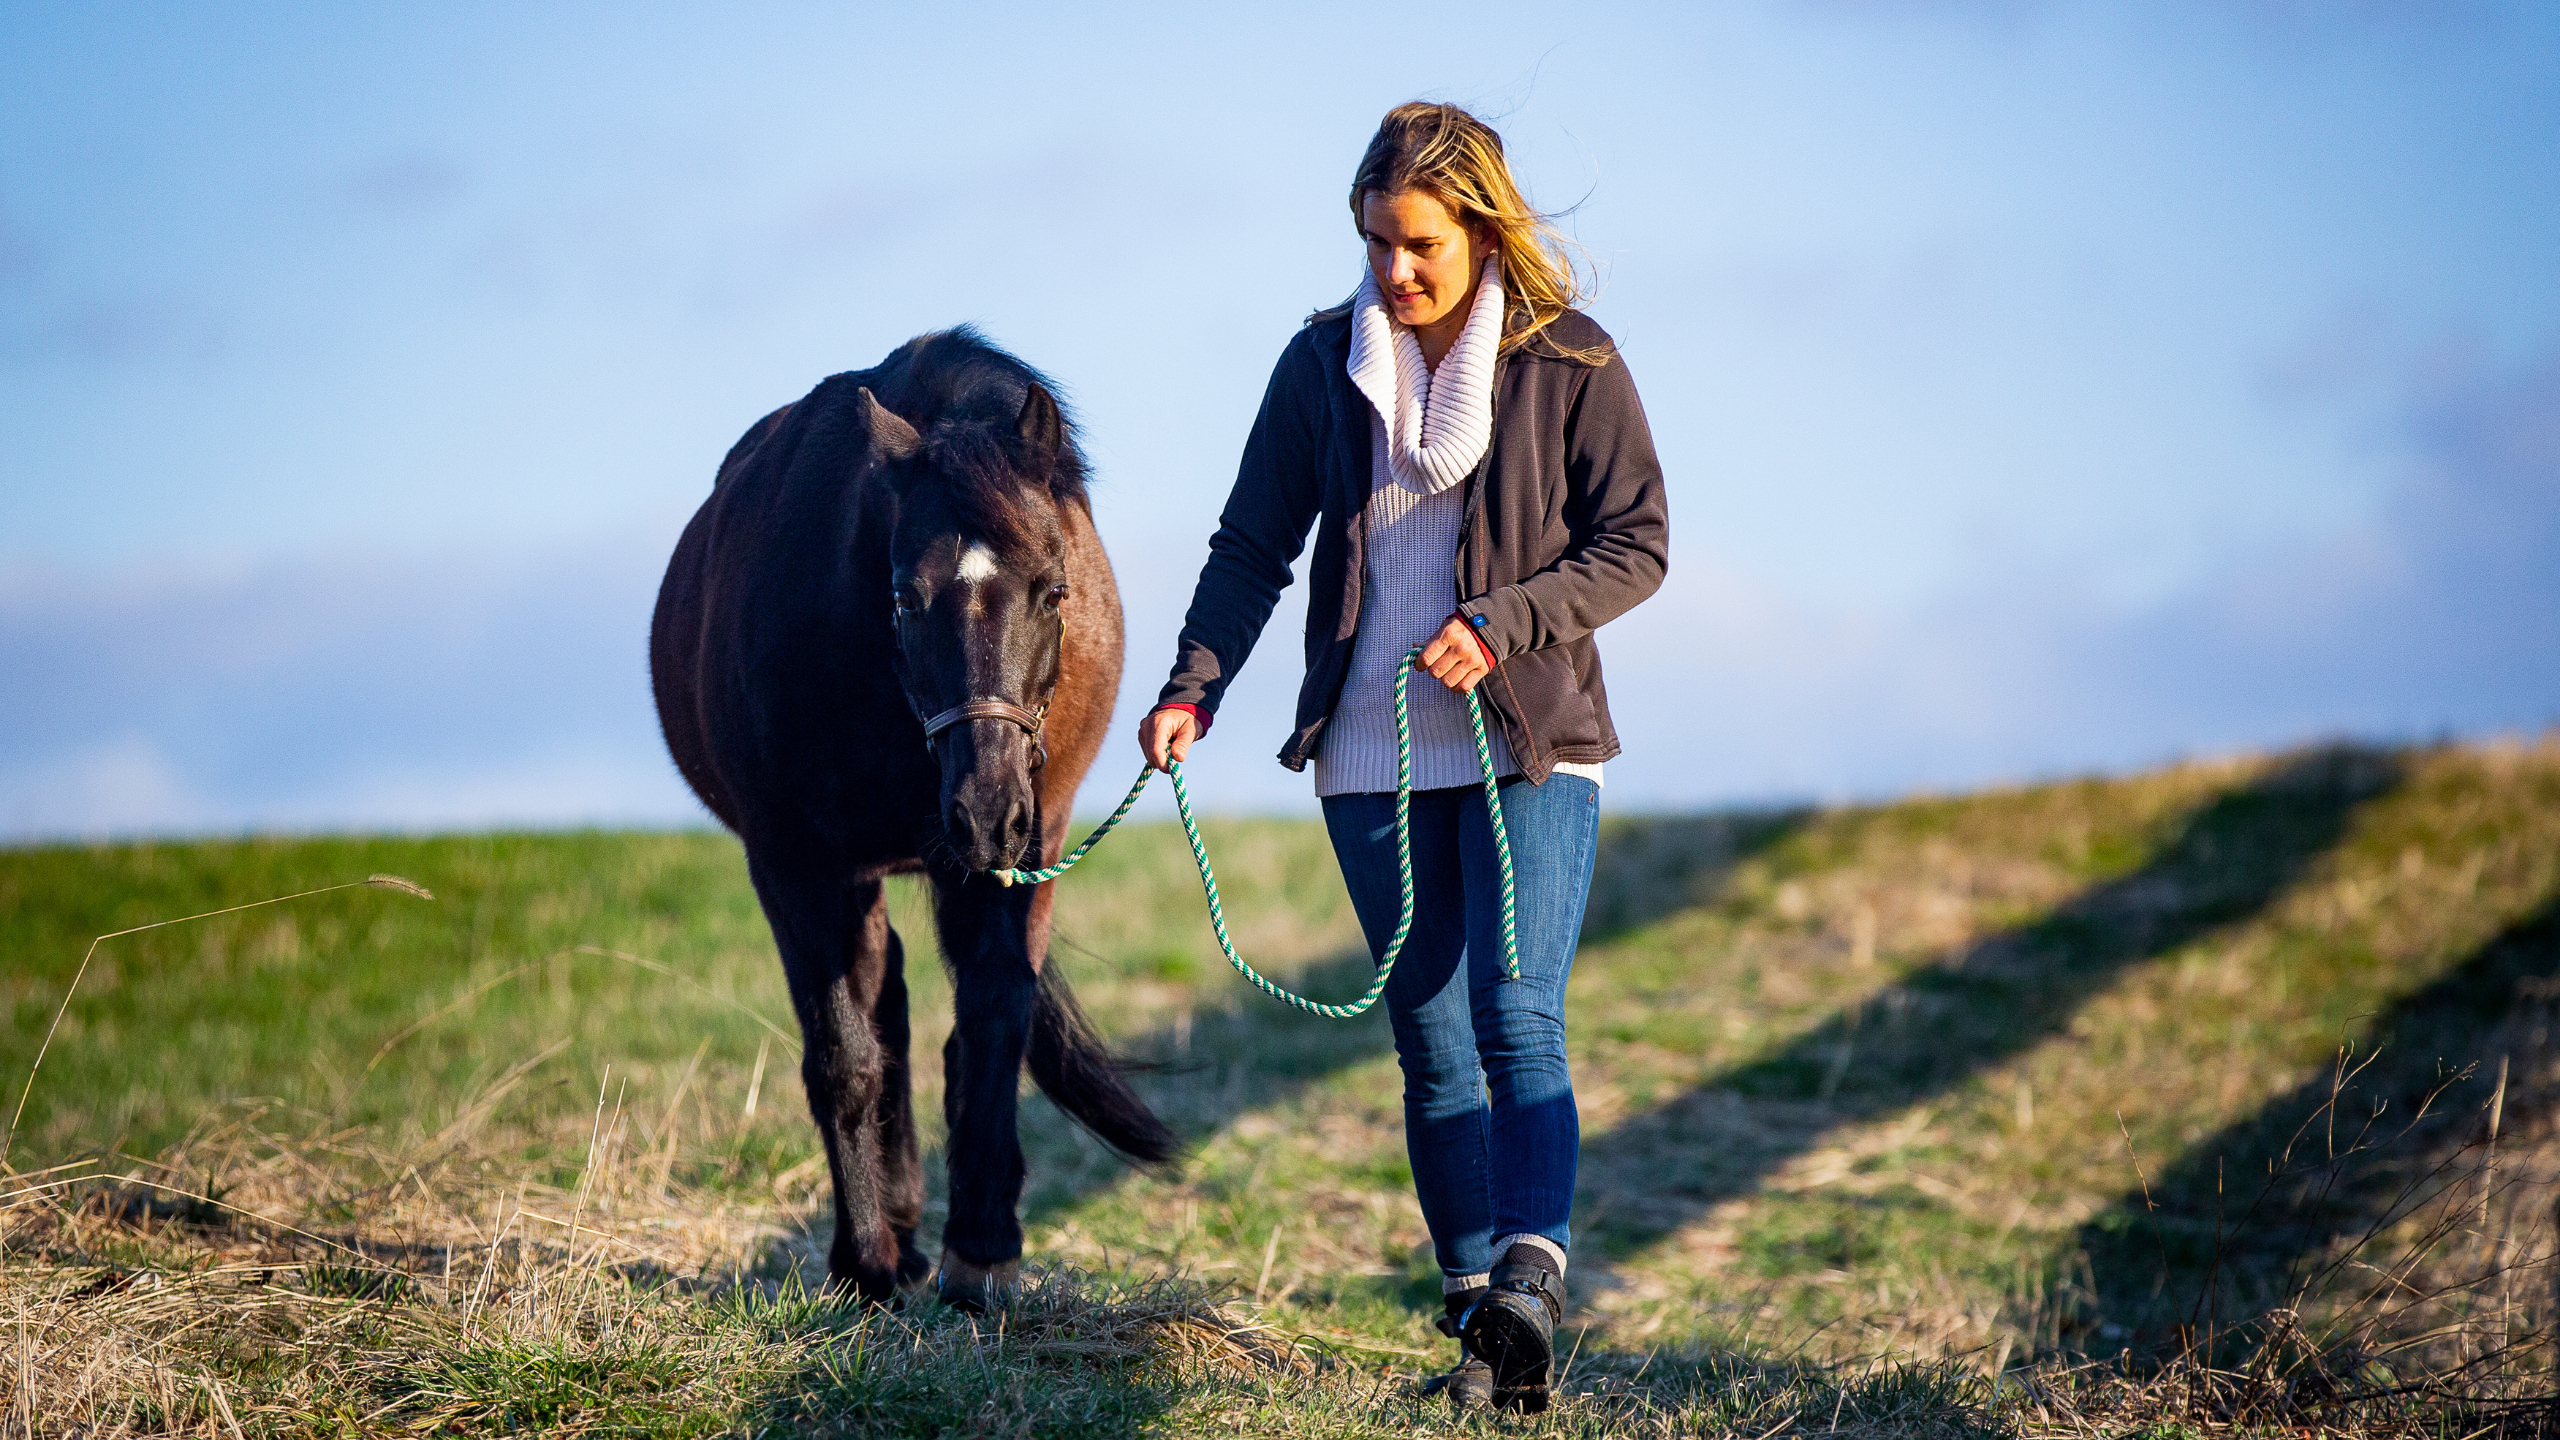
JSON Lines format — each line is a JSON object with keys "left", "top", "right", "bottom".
{"left": 1500, "top": 1241, "right": 1561, "bottom": 1276}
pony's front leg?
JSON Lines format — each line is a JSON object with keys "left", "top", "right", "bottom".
{"left": 929, "top": 870, "right": 1039, "bottom": 1310}
{"left": 749, "top": 858, "right": 909, "bottom": 1303}
{"left": 869, "top": 916, "right": 931, "bottom": 1289}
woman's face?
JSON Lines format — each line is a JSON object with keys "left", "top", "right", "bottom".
{"left": 1361, "top": 188, "right": 1483, "bottom": 332}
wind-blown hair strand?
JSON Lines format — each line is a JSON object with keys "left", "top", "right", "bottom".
{"left": 1318, "top": 101, "right": 1608, "bottom": 365}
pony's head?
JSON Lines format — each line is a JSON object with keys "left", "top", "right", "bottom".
{"left": 861, "top": 382, "right": 1076, "bottom": 874}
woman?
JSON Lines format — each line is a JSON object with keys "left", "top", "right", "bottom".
{"left": 1139, "top": 102, "right": 1667, "bottom": 1413}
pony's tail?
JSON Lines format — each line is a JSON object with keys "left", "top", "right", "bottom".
{"left": 1025, "top": 964, "right": 1180, "bottom": 1166}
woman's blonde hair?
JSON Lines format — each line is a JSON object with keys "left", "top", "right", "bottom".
{"left": 1317, "top": 101, "right": 1607, "bottom": 365}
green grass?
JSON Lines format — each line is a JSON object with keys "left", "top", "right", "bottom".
{"left": 0, "top": 832, "right": 780, "bottom": 1155}
{"left": 5, "top": 738, "right": 2556, "bottom": 1435}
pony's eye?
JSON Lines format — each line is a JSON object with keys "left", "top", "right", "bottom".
{"left": 1046, "top": 583, "right": 1069, "bottom": 607}
{"left": 892, "top": 589, "right": 919, "bottom": 614}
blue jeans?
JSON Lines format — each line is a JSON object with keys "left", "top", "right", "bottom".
{"left": 1322, "top": 773, "right": 1599, "bottom": 1283}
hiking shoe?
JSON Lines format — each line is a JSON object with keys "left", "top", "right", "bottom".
{"left": 1461, "top": 1257, "right": 1563, "bottom": 1413}
{"left": 1420, "top": 1356, "right": 1495, "bottom": 1410}
{"left": 1423, "top": 1288, "right": 1494, "bottom": 1410}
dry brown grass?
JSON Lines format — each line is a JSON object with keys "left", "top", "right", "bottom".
{"left": 0, "top": 1090, "right": 1308, "bottom": 1437}
{"left": 1, "top": 1070, "right": 2548, "bottom": 1437}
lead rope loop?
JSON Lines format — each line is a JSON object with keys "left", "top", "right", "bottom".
{"left": 993, "top": 646, "right": 1521, "bottom": 1018}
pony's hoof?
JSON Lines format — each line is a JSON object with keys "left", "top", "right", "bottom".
{"left": 888, "top": 1265, "right": 937, "bottom": 1311}
{"left": 933, "top": 1251, "right": 1019, "bottom": 1314}
{"left": 818, "top": 1270, "right": 904, "bottom": 1311}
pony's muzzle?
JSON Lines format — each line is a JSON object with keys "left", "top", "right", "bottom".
{"left": 935, "top": 722, "right": 1038, "bottom": 873}
{"left": 945, "top": 789, "right": 1034, "bottom": 873}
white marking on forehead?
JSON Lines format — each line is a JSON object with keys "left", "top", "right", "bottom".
{"left": 953, "top": 543, "right": 1001, "bottom": 585}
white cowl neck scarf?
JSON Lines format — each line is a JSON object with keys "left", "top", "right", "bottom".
{"left": 1346, "top": 256, "right": 1505, "bottom": 495}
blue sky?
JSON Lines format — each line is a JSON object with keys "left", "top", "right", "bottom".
{"left": 4, "top": 1, "right": 2555, "bottom": 835}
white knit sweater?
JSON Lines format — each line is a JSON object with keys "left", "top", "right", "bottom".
{"left": 1313, "top": 262, "right": 1604, "bottom": 796}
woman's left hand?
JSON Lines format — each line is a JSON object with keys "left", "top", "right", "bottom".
{"left": 1415, "top": 616, "right": 1494, "bottom": 693}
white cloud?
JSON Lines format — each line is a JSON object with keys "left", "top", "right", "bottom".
{"left": 1599, "top": 339, "right": 2560, "bottom": 805}
{"left": 0, "top": 529, "right": 706, "bottom": 841}
{"left": 0, "top": 734, "right": 214, "bottom": 838}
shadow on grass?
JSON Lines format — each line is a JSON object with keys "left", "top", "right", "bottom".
{"left": 1005, "top": 947, "right": 1399, "bottom": 1230}
{"left": 1013, "top": 810, "right": 1812, "bottom": 1247}
{"left": 735, "top": 1293, "right": 1192, "bottom": 1440}
{"left": 2066, "top": 891, "right": 2560, "bottom": 1357}
{"left": 722, "top": 1271, "right": 2005, "bottom": 1440}
{"left": 1573, "top": 745, "right": 2408, "bottom": 1278}
{"left": 1583, "top": 809, "right": 1815, "bottom": 942}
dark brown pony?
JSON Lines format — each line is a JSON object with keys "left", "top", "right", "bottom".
{"left": 650, "top": 329, "right": 1174, "bottom": 1307}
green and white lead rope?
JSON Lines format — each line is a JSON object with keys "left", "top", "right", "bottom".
{"left": 993, "top": 646, "right": 1520, "bottom": 1018}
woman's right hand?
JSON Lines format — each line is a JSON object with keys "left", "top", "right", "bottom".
{"left": 1138, "top": 706, "right": 1200, "bottom": 773}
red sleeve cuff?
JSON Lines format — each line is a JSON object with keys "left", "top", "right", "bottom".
{"left": 1151, "top": 701, "right": 1212, "bottom": 734}
{"left": 1447, "top": 612, "right": 1500, "bottom": 669}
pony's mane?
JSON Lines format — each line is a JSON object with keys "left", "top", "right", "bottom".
{"left": 880, "top": 327, "right": 1089, "bottom": 557}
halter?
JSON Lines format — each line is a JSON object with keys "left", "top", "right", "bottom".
{"left": 918, "top": 698, "right": 1049, "bottom": 771}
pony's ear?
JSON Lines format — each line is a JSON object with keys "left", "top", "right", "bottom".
{"left": 856, "top": 387, "right": 920, "bottom": 462}
{"left": 1015, "top": 382, "right": 1062, "bottom": 474}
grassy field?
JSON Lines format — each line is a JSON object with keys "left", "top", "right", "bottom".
{"left": 3, "top": 737, "right": 2555, "bottom": 1436}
